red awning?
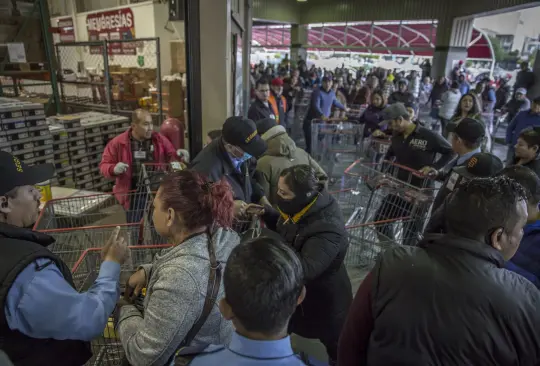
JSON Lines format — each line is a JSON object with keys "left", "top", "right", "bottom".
{"left": 467, "top": 28, "right": 493, "bottom": 59}
{"left": 252, "top": 22, "right": 493, "bottom": 60}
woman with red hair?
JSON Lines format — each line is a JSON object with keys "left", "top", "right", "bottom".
{"left": 116, "top": 170, "right": 240, "bottom": 366}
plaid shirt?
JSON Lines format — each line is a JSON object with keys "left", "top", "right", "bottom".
{"left": 130, "top": 134, "right": 154, "bottom": 189}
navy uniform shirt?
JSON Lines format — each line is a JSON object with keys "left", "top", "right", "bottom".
{"left": 385, "top": 124, "right": 455, "bottom": 187}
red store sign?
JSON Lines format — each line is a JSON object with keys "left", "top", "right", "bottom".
{"left": 57, "top": 17, "right": 75, "bottom": 42}
{"left": 86, "top": 8, "right": 136, "bottom": 55}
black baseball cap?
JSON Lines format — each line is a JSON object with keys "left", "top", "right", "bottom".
{"left": 453, "top": 153, "right": 503, "bottom": 179}
{"left": 222, "top": 116, "right": 267, "bottom": 158}
{"left": 380, "top": 103, "right": 410, "bottom": 126}
{"left": 446, "top": 118, "right": 485, "bottom": 144}
{"left": 0, "top": 151, "right": 55, "bottom": 196}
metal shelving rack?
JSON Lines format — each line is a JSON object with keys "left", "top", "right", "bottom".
{"left": 0, "top": 0, "right": 60, "bottom": 114}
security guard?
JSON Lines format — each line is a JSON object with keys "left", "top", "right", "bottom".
{"left": 431, "top": 118, "right": 488, "bottom": 211}
{"left": 425, "top": 152, "right": 504, "bottom": 234}
{"left": 375, "top": 103, "right": 455, "bottom": 246}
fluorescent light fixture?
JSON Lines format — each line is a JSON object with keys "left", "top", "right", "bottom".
{"left": 297, "top": 0, "right": 307, "bottom": 2}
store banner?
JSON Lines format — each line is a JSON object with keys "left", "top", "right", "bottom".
{"left": 86, "top": 8, "right": 136, "bottom": 55}
{"left": 57, "top": 17, "right": 75, "bottom": 42}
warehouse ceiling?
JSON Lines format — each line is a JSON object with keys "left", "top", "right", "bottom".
{"left": 252, "top": 0, "right": 540, "bottom": 24}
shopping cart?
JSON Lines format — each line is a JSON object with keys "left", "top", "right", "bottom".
{"left": 361, "top": 135, "right": 392, "bottom": 165}
{"left": 345, "top": 217, "right": 421, "bottom": 268}
{"left": 71, "top": 244, "right": 172, "bottom": 366}
{"left": 311, "top": 119, "right": 365, "bottom": 180}
{"left": 346, "top": 104, "right": 367, "bottom": 121}
{"left": 136, "top": 162, "right": 183, "bottom": 192}
{"left": 34, "top": 191, "right": 151, "bottom": 231}
{"left": 338, "top": 160, "right": 438, "bottom": 268}
{"left": 232, "top": 214, "right": 263, "bottom": 236}
{"left": 292, "top": 88, "right": 313, "bottom": 141}
{"left": 40, "top": 223, "right": 143, "bottom": 271}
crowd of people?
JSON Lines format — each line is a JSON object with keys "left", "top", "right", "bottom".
{"left": 2, "top": 58, "right": 540, "bottom": 366}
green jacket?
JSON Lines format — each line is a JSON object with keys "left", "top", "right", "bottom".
{"left": 256, "top": 125, "right": 327, "bottom": 205}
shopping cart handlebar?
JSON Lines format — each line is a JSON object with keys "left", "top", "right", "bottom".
{"left": 381, "top": 160, "right": 435, "bottom": 179}
{"left": 71, "top": 244, "right": 172, "bottom": 273}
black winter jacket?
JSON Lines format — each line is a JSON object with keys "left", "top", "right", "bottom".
{"left": 190, "top": 138, "right": 264, "bottom": 204}
{"left": 264, "top": 190, "right": 352, "bottom": 337}
{"left": 368, "top": 234, "right": 540, "bottom": 366}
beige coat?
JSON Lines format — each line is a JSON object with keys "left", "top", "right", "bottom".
{"left": 256, "top": 125, "right": 327, "bottom": 205}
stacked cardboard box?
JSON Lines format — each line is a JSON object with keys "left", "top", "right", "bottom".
{"left": 50, "top": 125, "right": 74, "bottom": 188}
{"left": 170, "top": 41, "right": 186, "bottom": 74}
{"left": 0, "top": 100, "right": 52, "bottom": 171}
{"left": 49, "top": 112, "right": 130, "bottom": 191}
{"left": 162, "top": 79, "right": 184, "bottom": 118}
{"left": 109, "top": 66, "right": 157, "bottom": 101}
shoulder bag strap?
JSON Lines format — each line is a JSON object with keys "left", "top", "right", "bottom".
{"left": 167, "top": 231, "right": 222, "bottom": 365}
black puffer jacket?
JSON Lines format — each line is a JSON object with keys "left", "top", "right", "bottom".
{"left": 264, "top": 190, "right": 352, "bottom": 337}
{"left": 368, "top": 234, "right": 540, "bottom": 366}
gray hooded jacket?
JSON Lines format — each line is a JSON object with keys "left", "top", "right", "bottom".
{"left": 117, "top": 228, "right": 240, "bottom": 366}
{"left": 256, "top": 125, "right": 327, "bottom": 205}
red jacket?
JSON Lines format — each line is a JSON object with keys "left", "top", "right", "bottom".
{"left": 99, "top": 129, "right": 177, "bottom": 208}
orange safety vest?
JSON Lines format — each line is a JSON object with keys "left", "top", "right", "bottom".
{"left": 268, "top": 95, "right": 287, "bottom": 125}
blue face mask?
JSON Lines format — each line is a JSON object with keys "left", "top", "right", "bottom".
{"left": 230, "top": 152, "right": 252, "bottom": 170}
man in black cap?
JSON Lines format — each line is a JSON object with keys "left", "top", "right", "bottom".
{"left": 381, "top": 103, "right": 455, "bottom": 181}
{"left": 191, "top": 116, "right": 269, "bottom": 218}
{"left": 373, "top": 103, "right": 454, "bottom": 246}
{"left": 430, "top": 119, "right": 489, "bottom": 211}
{"left": 426, "top": 152, "right": 504, "bottom": 234}
{"left": 0, "top": 151, "right": 128, "bottom": 365}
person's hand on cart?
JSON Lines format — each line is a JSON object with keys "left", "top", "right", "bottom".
{"left": 101, "top": 226, "right": 129, "bottom": 264}
{"left": 245, "top": 203, "right": 265, "bottom": 216}
{"left": 234, "top": 200, "right": 249, "bottom": 218}
{"left": 419, "top": 166, "right": 439, "bottom": 178}
{"left": 127, "top": 268, "right": 148, "bottom": 298}
{"left": 372, "top": 129, "right": 386, "bottom": 138}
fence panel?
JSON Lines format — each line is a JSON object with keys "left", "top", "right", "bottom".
{"left": 54, "top": 39, "right": 162, "bottom": 121}
{"left": 106, "top": 38, "right": 163, "bottom": 124}
{"left": 55, "top": 41, "right": 109, "bottom": 113}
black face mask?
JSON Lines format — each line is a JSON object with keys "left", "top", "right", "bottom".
{"left": 277, "top": 192, "right": 314, "bottom": 216}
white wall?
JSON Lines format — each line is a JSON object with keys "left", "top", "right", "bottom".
{"left": 51, "top": 1, "right": 183, "bottom": 76}
{"left": 474, "top": 7, "right": 540, "bottom": 53}
{"left": 200, "top": 0, "right": 233, "bottom": 133}
{"left": 153, "top": 2, "right": 184, "bottom": 75}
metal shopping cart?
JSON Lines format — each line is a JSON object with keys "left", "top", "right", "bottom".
{"left": 71, "top": 244, "right": 173, "bottom": 366}
{"left": 292, "top": 88, "right": 313, "bottom": 141}
{"left": 34, "top": 191, "right": 151, "bottom": 231}
{"left": 337, "top": 160, "right": 438, "bottom": 269}
{"left": 311, "top": 119, "right": 365, "bottom": 181}
{"left": 39, "top": 223, "right": 143, "bottom": 271}
{"left": 346, "top": 104, "right": 367, "bottom": 121}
